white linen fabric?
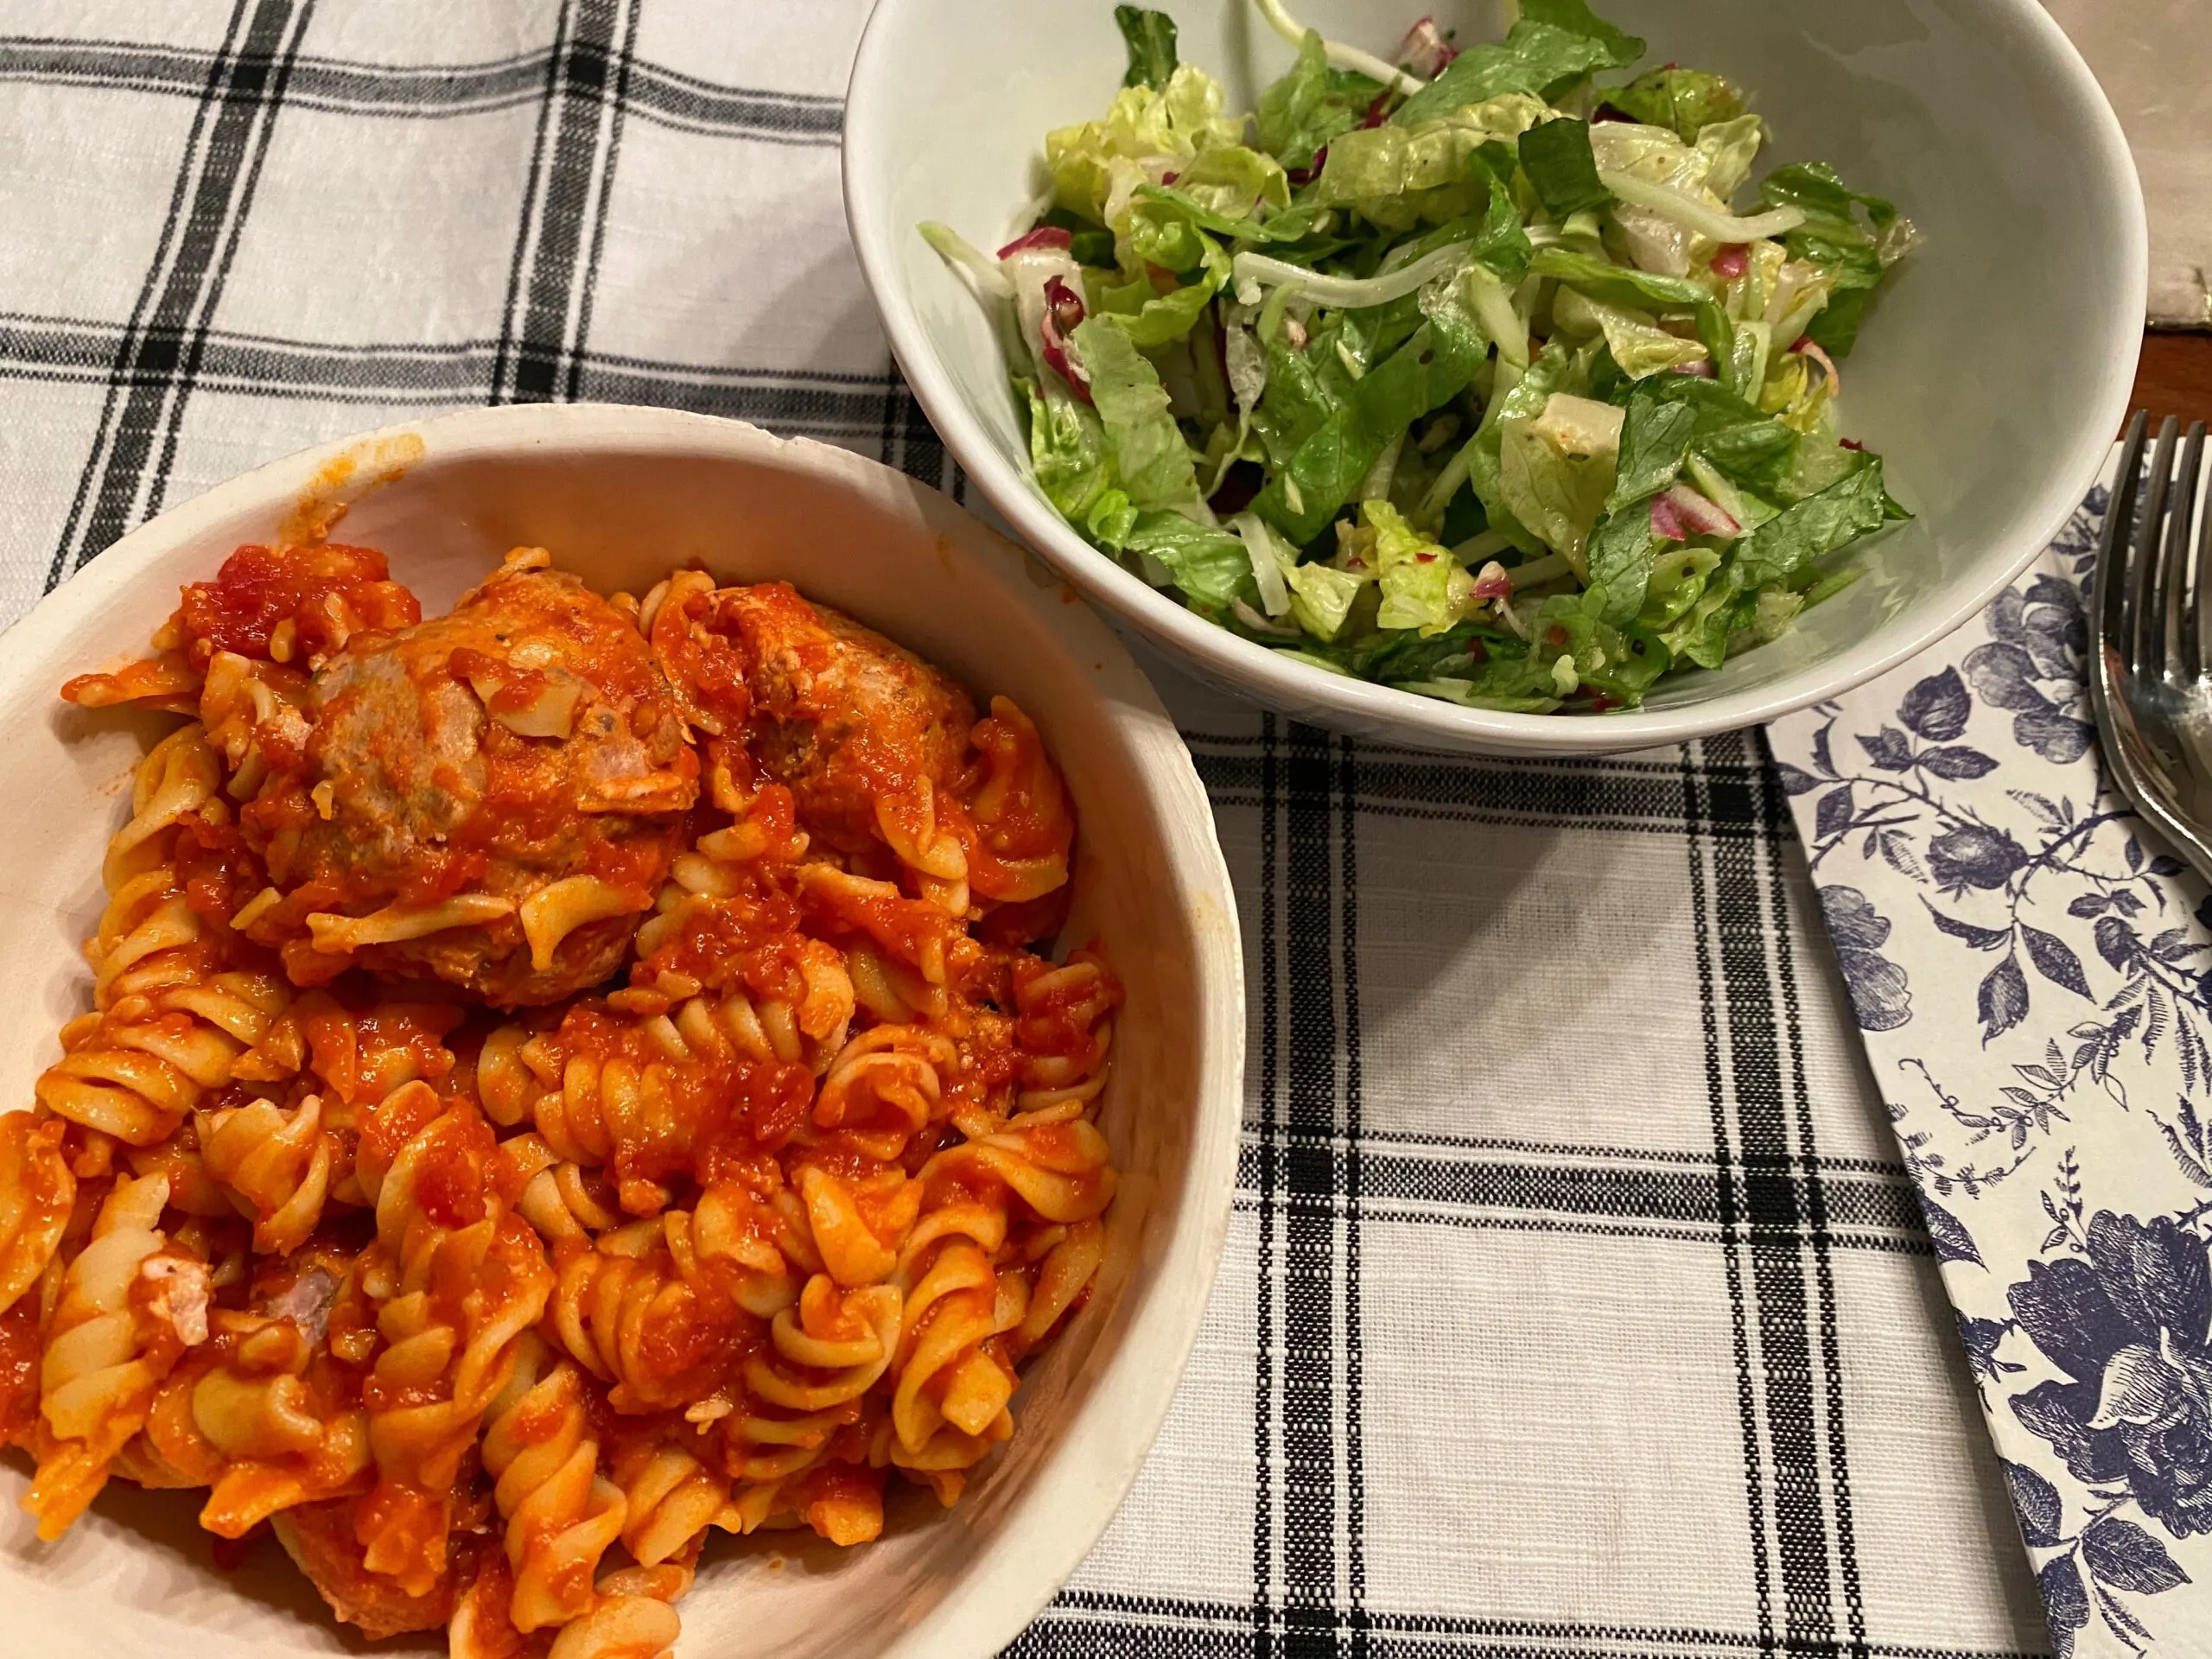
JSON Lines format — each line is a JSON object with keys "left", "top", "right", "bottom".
{"left": 1770, "top": 458, "right": 2212, "bottom": 1658}
{"left": 0, "top": 3, "right": 2046, "bottom": 1655}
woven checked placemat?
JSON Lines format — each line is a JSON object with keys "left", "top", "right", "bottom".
{"left": 0, "top": 3, "right": 2048, "bottom": 1654}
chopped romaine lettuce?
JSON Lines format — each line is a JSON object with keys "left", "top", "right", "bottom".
{"left": 925, "top": 0, "right": 1914, "bottom": 713}
{"left": 1604, "top": 66, "right": 1746, "bottom": 141}
{"left": 1072, "top": 315, "right": 1201, "bottom": 506}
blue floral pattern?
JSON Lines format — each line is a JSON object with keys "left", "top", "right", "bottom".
{"left": 1770, "top": 460, "right": 2212, "bottom": 1656}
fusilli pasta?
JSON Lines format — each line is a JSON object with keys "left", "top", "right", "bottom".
{"left": 5, "top": 543, "right": 1121, "bottom": 1659}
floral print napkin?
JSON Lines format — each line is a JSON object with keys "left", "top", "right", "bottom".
{"left": 1767, "top": 461, "right": 2212, "bottom": 1658}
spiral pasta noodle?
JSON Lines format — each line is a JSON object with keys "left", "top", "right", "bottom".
{"left": 10, "top": 546, "right": 1120, "bottom": 1659}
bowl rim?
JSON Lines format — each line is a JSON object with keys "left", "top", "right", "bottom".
{"left": 842, "top": 0, "right": 2149, "bottom": 756}
{"left": 0, "top": 402, "right": 1249, "bottom": 1659}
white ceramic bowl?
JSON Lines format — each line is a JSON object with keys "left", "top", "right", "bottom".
{"left": 0, "top": 404, "right": 1244, "bottom": 1659}
{"left": 845, "top": 0, "right": 2145, "bottom": 756}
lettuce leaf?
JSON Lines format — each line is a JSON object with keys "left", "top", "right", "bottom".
{"left": 1757, "top": 162, "right": 1907, "bottom": 356}
{"left": 1393, "top": 16, "right": 1630, "bottom": 125}
{"left": 1283, "top": 556, "right": 1370, "bottom": 641}
{"left": 1115, "top": 5, "right": 1179, "bottom": 91}
{"left": 1694, "top": 114, "right": 1766, "bottom": 200}
{"left": 1255, "top": 29, "right": 1381, "bottom": 170}
{"left": 1603, "top": 66, "right": 1745, "bottom": 141}
{"left": 1606, "top": 387, "right": 1698, "bottom": 506}
{"left": 1518, "top": 0, "right": 1646, "bottom": 68}
{"left": 1313, "top": 97, "right": 1548, "bottom": 230}
{"left": 1362, "top": 499, "right": 1475, "bottom": 636}
{"left": 1122, "top": 508, "right": 1256, "bottom": 613}
{"left": 1046, "top": 64, "right": 1243, "bottom": 227}
{"left": 1500, "top": 391, "right": 1624, "bottom": 569}
{"left": 1160, "top": 144, "right": 1292, "bottom": 222}
{"left": 1528, "top": 246, "right": 1732, "bottom": 375}
{"left": 1071, "top": 316, "right": 1200, "bottom": 506}
{"left": 1730, "top": 459, "right": 1890, "bottom": 587}
{"left": 1517, "top": 117, "right": 1611, "bottom": 219}
{"left": 1021, "top": 375, "right": 1115, "bottom": 527}
{"left": 1250, "top": 313, "right": 1488, "bottom": 543}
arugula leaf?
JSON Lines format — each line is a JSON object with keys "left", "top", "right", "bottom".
{"left": 1115, "top": 6, "right": 1179, "bottom": 91}
{"left": 1255, "top": 29, "right": 1381, "bottom": 169}
{"left": 1731, "top": 459, "right": 1891, "bottom": 587}
{"left": 1122, "top": 508, "right": 1257, "bottom": 613}
{"left": 1250, "top": 315, "right": 1488, "bottom": 543}
{"left": 1517, "top": 118, "right": 1611, "bottom": 219}
{"left": 1758, "top": 162, "right": 1904, "bottom": 356}
{"left": 1528, "top": 246, "right": 1732, "bottom": 380}
{"left": 1071, "top": 316, "right": 1200, "bottom": 506}
{"left": 1517, "top": 0, "right": 1646, "bottom": 70}
{"left": 1391, "top": 22, "right": 1611, "bottom": 124}
{"left": 1603, "top": 66, "right": 1745, "bottom": 140}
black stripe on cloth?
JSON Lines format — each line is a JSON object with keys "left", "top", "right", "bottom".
{"left": 563, "top": 0, "right": 641, "bottom": 402}
{"left": 0, "top": 37, "right": 842, "bottom": 141}
{"left": 1190, "top": 748, "right": 1764, "bottom": 839}
{"left": 494, "top": 0, "right": 624, "bottom": 405}
{"left": 1228, "top": 1139, "right": 1929, "bottom": 1248}
{"left": 1753, "top": 733, "right": 1870, "bottom": 1653}
{"left": 1687, "top": 730, "right": 1868, "bottom": 1655}
{"left": 1685, "top": 737, "right": 1777, "bottom": 1650}
{"left": 0, "top": 312, "right": 944, "bottom": 441}
{"left": 1005, "top": 1590, "right": 2045, "bottom": 1659}
{"left": 1279, "top": 721, "right": 1355, "bottom": 1649}
{"left": 1337, "top": 733, "right": 1370, "bottom": 1657}
{"left": 1251, "top": 712, "right": 1284, "bottom": 1651}
{"left": 44, "top": 0, "right": 315, "bottom": 590}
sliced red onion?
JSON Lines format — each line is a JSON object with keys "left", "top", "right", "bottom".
{"left": 1161, "top": 170, "right": 1179, "bottom": 186}
{"left": 996, "top": 226, "right": 1072, "bottom": 259}
{"left": 1471, "top": 561, "right": 1512, "bottom": 601}
{"left": 1670, "top": 358, "right": 1717, "bottom": 378}
{"left": 1286, "top": 145, "right": 1328, "bottom": 187}
{"left": 1392, "top": 16, "right": 1458, "bottom": 79}
{"left": 1840, "top": 437, "right": 1867, "bottom": 453}
{"left": 1649, "top": 493, "right": 1688, "bottom": 542}
{"left": 1361, "top": 88, "right": 1393, "bottom": 128}
{"left": 1792, "top": 335, "right": 1841, "bottom": 394}
{"left": 1040, "top": 274, "right": 1092, "bottom": 403}
{"left": 1663, "top": 482, "right": 1741, "bottom": 539}
{"left": 1710, "top": 243, "right": 1749, "bottom": 280}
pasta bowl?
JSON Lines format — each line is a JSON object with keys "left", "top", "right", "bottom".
{"left": 845, "top": 0, "right": 2144, "bottom": 755}
{"left": 0, "top": 404, "right": 1243, "bottom": 1658}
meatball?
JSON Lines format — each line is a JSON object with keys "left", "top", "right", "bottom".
{"left": 651, "top": 578, "right": 976, "bottom": 854}
{"left": 238, "top": 548, "right": 696, "bottom": 1005}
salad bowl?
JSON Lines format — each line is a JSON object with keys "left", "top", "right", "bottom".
{"left": 844, "top": 0, "right": 2144, "bottom": 756}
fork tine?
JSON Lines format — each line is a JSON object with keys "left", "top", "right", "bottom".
{"left": 2183, "top": 421, "right": 2212, "bottom": 682}
{"left": 2098, "top": 410, "right": 2151, "bottom": 668}
{"left": 2159, "top": 420, "right": 2204, "bottom": 681}
{"left": 2127, "top": 416, "right": 2181, "bottom": 679}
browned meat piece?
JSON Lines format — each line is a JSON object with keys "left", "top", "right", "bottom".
{"left": 234, "top": 548, "right": 697, "bottom": 1004}
{"left": 650, "top": 577, "right": 975, "bottom": 854}
{"left": 271, "top": 1502, "right": 473, "bottom": 1639}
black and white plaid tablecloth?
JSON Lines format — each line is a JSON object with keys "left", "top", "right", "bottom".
{"left": 0, "top": 3, "right": 2052, "bottom": 1654}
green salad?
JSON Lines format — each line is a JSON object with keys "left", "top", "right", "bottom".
{"left": 922, "top": 0, "right": 1917, "bottom": 712}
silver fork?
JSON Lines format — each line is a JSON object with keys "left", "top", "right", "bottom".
{"left": 2090, "top": 410, "right": 2212, "bottom": 882}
